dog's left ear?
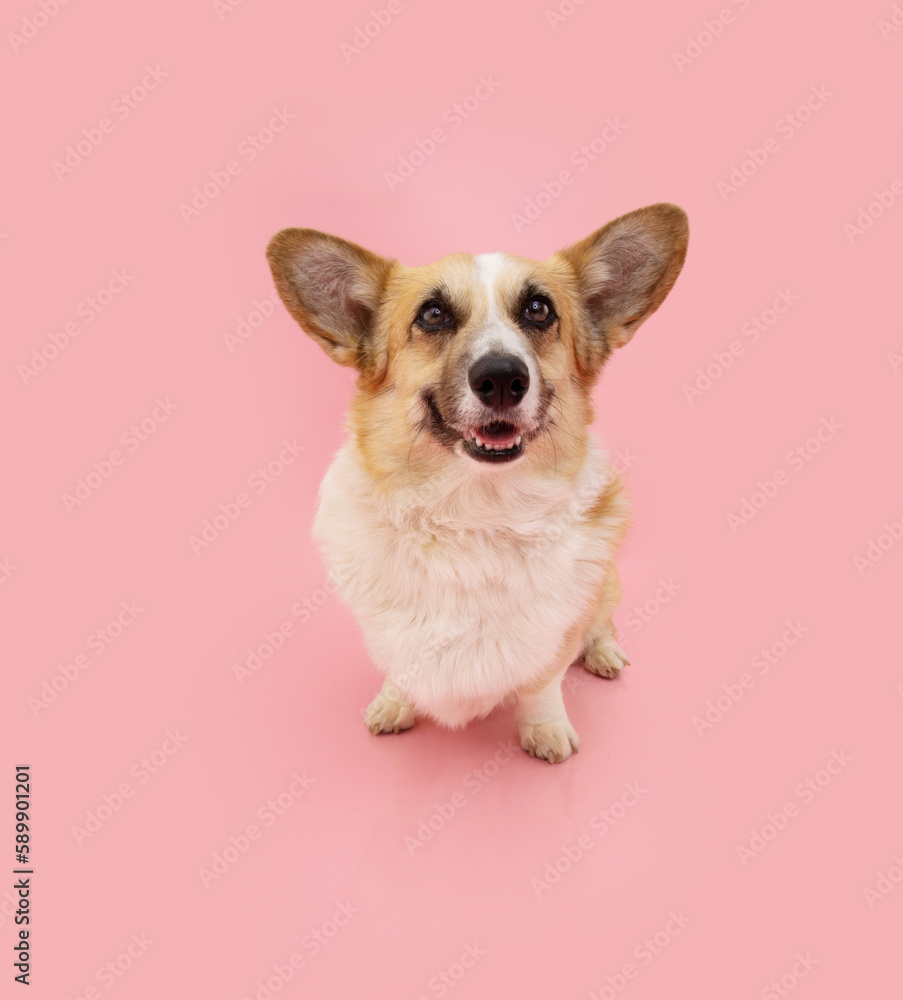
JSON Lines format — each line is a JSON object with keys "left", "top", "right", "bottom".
{"left": 558, "top": 203, "right": 688, "bottom": 370}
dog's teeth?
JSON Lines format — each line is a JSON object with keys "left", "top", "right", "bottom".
{"left": 470, "top": 431, "right": 523, "bottom": 452}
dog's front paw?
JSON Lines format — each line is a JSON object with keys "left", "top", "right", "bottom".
{"left": 519, "top": 721, "right": 579, "bottom": 764}
{"left": 364, "top": 691, "right": 417, "bottom": 735}
{"left": 583, "top": 634, "right": 630, "bottom": 679}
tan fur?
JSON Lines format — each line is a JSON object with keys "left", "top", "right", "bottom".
{"left": 518, "top": 472, "right": 631, "bottom": 696}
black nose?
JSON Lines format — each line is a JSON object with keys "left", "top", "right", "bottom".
{"left": 468, "top": 353, "right": 530, "bottom": 409}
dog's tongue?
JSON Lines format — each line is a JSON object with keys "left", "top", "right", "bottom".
{"left": 474, "top": 422, "right": 520, "bottom": 449}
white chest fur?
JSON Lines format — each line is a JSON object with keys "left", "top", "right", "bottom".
{"left": 312, "top": 441, "right": 620, "bottom": 727}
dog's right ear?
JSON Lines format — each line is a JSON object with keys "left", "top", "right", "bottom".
{"left": 266, "top": 228, "right": 396, "bottom": 369}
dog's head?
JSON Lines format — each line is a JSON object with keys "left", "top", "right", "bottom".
{"left": 267, "top": 204, "right": 688, "bottom": 488}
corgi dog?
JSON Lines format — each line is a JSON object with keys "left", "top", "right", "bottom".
{"left": 266, "top": 203, "right": 688, "bottom": 763}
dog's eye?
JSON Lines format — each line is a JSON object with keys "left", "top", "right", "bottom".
{"left": 416, "top": 300, "right": 454, "bottom": 329}
{"left": 523, "top": 296, "right": 555, "bottom": 326}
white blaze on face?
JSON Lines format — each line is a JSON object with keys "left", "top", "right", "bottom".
{"left": 467, "top": 253, "right": 539, "bottom": 423}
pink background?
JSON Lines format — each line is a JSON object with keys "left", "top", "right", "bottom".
{"left": 4, "top": 0, "right": 903, "bottom": 997}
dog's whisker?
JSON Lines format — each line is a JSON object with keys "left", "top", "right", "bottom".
{"left": 547, "top": 401, "right": 586, "bottom": 445}
{"left": 406, "top": 423, "right": 427, "bottom": 494}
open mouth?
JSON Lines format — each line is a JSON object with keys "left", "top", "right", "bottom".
{"left": 462, "top": 421, "right": 524, "bottom": 463}
{"left": 425, "top": 395, "right": 528, "bottom": 464}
